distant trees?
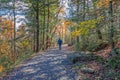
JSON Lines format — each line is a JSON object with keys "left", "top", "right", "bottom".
{"left": 69, "top": 0, "right": 120, "bottom": 51}
{"left": 0, "top": 0, "right": 61, "bottom": 73}
{"left": 0, "top": 0, "right": 119, "bottom": 74}
{"left": 0, "top": 19, "right": 14, "bottom": 54}
{"left": 25, "top": 0, "right": 59, "bottom": 52}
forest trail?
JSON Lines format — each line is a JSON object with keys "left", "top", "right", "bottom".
{"left": 2, "top": 45, "right": 78, "bottom": 80}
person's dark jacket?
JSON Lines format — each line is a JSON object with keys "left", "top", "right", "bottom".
{"left": 57, "top": 39, "right": 62, "bottom": 45}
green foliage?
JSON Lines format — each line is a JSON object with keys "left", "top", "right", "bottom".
{"left": 14, "top": 50, "right": 33, "bottom": 66}
{"left": 105, "top": 56, "right": 119, "bottom": 69}
{"left": 0, "top": 54, "right": 13, "bottom": 70}
{"left": 106, "top": 69, "right": 116, "bottom": 77}
{"left": 19, "top": 40, "right": 30, "bottom": 51}
{"left": 104, "top": 69, "right": 120, "bottom": 80}
{"left": 115, "top": 48, "right": 120, "bottom": 54}
{"left": 74, "top": 41, "right": 85, "bottom": 51}
{"left": 74, "top": 38, "right": 103, "bottom": 51}
{"left": 86, "top": 41, "right": 99, "bottom": 51}
{"left": 0, "top": 0, "right": 10, "bottom": 3}
{"left": 95, "top": 56, "right": 105, "bottom": 63}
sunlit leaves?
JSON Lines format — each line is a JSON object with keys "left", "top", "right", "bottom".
{"left": 0, "top": 19, "right": 14, "bottom": 55}
{"left": 71, "top": 15, "right": 105, "bottom": 38}
{"left": 59, "top": 8, "right": 65, "bottom": 14}
{"left": 97, "top": 0, "right": 110, "bottom": 8}
{"left": 60, "top": 20, "right": 73, "bottom": 27}
{"left": 0, "top": 41, "right": 11, "bottom": 55}
{"left": 20, "top": 40, "right": 29, "bottom": 49}
{"left": 71, "top": 19, "right": 97, "bottom": 37}
{"left": 0, "top": 65, "right": 4, "bottom": 72}
{"left": 97, "top": 0, "right": 119, "bottom": 8}
{"left": 17, "top": 24, "right": 26, "bottom": 36}
{"left": 0, "top": 19, "right": 14, "bottom": 40}
{"left": 64, "top": 20, "right": 73, "bottom": 26}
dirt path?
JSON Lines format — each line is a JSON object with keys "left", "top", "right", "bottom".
{"left": 2, "top": 45, "right": 78, "bottom": 80}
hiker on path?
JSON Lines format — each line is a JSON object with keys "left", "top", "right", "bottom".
{"left": 57, "top": 38, "right": 62, "bottom": 50}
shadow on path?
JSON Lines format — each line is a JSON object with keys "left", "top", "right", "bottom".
{"left": 2, "top": 46, "right": 78, "bottom": 80}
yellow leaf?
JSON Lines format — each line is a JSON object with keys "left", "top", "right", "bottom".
{"left": 0, "top": 65, "right": 4, "bottom": 72}
{"left": 59, "top": 9, "right": 65, "bottom": 13}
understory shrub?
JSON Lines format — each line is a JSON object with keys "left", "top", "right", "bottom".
{"left": 0, "top": 54, "right": 13, "bottom": 73}
{"left": 86, "top": 41, "right": 99, "bottom": 51}
{"left": 74, "top": 41, "right": 85, "bottom": 51}
{"left": 0, "top": 49, "right": 33, "bottom": 76}
{"left": 104, "top": 69, "right": 120, "bottom": 80}
{"left": 105, "top": 56, "right": 119, "bottom": 69}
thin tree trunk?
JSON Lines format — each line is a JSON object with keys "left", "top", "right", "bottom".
{"left": 81, "top": 0, "right": 86, "bottom": 48}
{"left": 36, "top": 1, "right": 40, "bottom": 52}
{"left": 43, "top": 1, "right": 46, "bottom": 50}
{"left": 83, "top": 0, "right": 86, "bottom": 21}
{"left": 13, "top": 0, "right": 16, "bottom": 61}
{"left": 91, "top": 0, "right": 103, "bottom": 40}
{"left": 96, "top": 27, "right": 102, "bottom": 40}
{"left": 46, "top": 0, "right": 50, "bottom": 49}
{"left": 109, "top": 1, "right": 114, "bottom": 48}
{"left": 76, "top": 0, "right": 80, "bottom": 43}
{"left": 33, "top": 29, "right": 36, "bottom": 52}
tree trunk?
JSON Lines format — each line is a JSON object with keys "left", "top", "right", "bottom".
{"left": 36, "top": 1, "right": 40, "bottom": 52}
{"left": 13, "top": 0, "right": 16, "bottom": 61}
{"left": 46, "top": 0, "right": 50, "bottom": 49}
{"left": 76, "top": 0, "right": 80, "bottom": 43}
{"left": 33, "top": 29, "right": 36, "bottom": 52}
{"left": 93, "top": 0, "right": 103, "bottom": 40}
{"left": 97, "top": 28, "right": 102, "bottom": 40}
{"left": 109, "top": 1, "right": 114, "bottom": 48}
{"left": 43, "top": 1, "right": 46, "bottom": 50}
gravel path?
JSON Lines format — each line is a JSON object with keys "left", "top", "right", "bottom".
{"left": 2, "top": 46, "right": 78, "bottom": 80}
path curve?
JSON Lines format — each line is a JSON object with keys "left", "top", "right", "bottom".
{"left": 2, "top": 46, "right": 78, "bottom": 80}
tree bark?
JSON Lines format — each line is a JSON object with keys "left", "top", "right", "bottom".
{"left": 13, "top": 0, "right": 16, "bottom": 61}
{"left": 42, "top": 1, "right": 46, "bottom": 50}
{"left": 46, "top": 0, "right": 50, "bottom": 49}
{"left": 76, "top": 0, "right": 80, "bottom": 43}
{"left": 36, "top": 1, "right": 40, "bottom": 52}
{"left": 109, "top": 1, "right": 114, "bottom": 48}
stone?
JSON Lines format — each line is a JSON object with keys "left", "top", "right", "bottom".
{"left": 80, "top": 67, "right": 94, "bottom": 74}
